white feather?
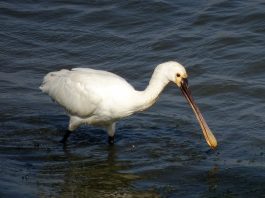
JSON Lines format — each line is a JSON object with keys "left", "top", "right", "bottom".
{"left": 40, "top": 61, "right": 187, "bottom": 134}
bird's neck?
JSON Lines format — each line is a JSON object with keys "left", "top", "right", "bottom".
{"left": 133, "top": 66, "right": 170, "bottom": 112}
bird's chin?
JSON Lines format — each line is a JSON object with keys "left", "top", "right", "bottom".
{"left": 179, "top": 79, "right": 218, "bottom": 149}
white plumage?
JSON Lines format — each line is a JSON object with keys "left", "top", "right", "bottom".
{"left": 40, "top": 61, "right": 217, "bottom": 148}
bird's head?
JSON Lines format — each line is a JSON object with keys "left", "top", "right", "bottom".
{"left": 161, "top": 61, "right": 218, "bottom": 149}
{"left": 158, "top": 61, "right": 187, "bottom": 87}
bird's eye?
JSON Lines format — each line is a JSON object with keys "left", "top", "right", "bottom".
{"left": 176, "top": 73, "right": 181, "bottom": 77}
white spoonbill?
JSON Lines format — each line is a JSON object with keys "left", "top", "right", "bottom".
{"left": 40, "top": 61, "right": 217, "bottom": 149}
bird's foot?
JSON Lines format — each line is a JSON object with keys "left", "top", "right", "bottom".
{"left": 60, "top": 130, "right": 72, "bottom": 144}
{"left": 108, "top": 136, "right": 115, "bottom": 145}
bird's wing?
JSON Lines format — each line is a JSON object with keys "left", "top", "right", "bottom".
{"left": 72, "top": 68, "right": 129, "bottom": 83}
{"left": 40, "top": 68, "right": 136, "bottom": 118}
{"left": 40, "top": 69, "right": 103, "bottom": 117}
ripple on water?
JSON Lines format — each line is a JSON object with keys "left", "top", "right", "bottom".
{"left": 1, "top": 0, "right": 265, "bottom": 197}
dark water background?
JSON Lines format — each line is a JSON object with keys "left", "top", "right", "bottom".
{"left": 1, "top": 0, "right": 265, "bottom": 197}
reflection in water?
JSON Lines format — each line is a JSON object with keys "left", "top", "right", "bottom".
{"left": 37, "top": 144, "right": 159, "bottom": 198}
{"left": 206, "top": 165, "right": 219, "bottom": 193}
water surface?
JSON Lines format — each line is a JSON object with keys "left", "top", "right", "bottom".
{"left": 0, "top": 1, "right": 265, "bottom": 197}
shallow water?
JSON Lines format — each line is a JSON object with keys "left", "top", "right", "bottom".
{"left": 0, "top": 0, "right": 265, "bottom": 197}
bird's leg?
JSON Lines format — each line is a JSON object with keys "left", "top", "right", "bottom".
{"left": 108, "top": 136, "right": 115, "bottom": 145}
{"left": 60, "top": 130, "right": 72, "bottom": 144}
{"left": 107, "top": 123, "right": 116, "bottom": 145}
{"left": 60, "top": 116, "right": 80, "bottom": 144}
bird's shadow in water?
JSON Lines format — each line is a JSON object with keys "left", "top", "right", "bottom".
{"left": 51, "top": 139, "right": 145, "bottom": 198}
{"left": 61, "top": 140, "right": 118, "bottom": 163}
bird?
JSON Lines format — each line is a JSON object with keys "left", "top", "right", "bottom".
{"left": 40, "top": 61, "right": 217, "bottom": 149}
